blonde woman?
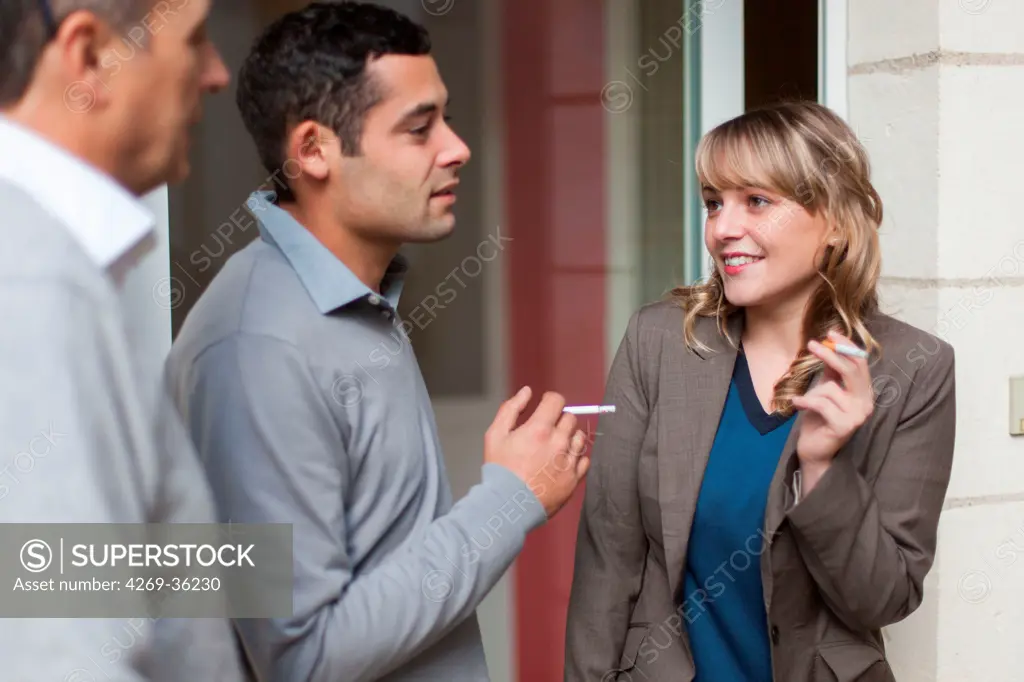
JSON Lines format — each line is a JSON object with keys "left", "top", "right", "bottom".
{"left": 564, "top": 101, "right": 956, "bottom": 682}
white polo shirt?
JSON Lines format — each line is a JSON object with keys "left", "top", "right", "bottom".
{"left": 0, "top": 117, "right": 245, "bottom": 682}
{"left": 0, "top": 115, "right": 155, "bottom": 279}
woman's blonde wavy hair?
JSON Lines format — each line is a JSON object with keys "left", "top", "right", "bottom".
{"left": 670, "top": 100, "right": 883, "bottom": 416}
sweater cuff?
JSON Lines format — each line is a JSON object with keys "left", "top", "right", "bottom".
{"left": 785, "top": 454, "right": 866, "bottom": 551}
{"left": 481, "top": 462, "right": 548, "bottom": 534}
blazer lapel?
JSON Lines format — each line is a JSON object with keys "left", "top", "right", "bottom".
{"left": 761, "top": 368, "right": 825, "bottom": 608}
{"left": 661, "top": 313, "right": 741, "bottom": 603}
{"left": 764, "top": 413, "right": 803, "bottom": 539}
{"left": 764, "top": 365, "right": 827, "bottom": 539}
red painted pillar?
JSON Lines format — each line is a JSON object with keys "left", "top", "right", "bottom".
{"left": 502, "top": 1, "right": 607, "bottom": 680}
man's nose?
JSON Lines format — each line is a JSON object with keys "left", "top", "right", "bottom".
{"left": 440, "top": 127, "right": 471, "bottom": 168}
{"left": 204, "top": 45, "right": 231, "bottom": 94}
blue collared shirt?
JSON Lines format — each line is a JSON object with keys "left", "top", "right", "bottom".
{"left": 165, "top": 191, "right": 545, "bottom": 682}
{"left": 244, "top": 190, "right": 406, "bottom": 314}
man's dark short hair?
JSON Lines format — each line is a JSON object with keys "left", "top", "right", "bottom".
{"left": 0, "top": 0, "right": 152, "bottom": 106}
{"left": 236, "top": 1, "right": 432, "bottom": 202}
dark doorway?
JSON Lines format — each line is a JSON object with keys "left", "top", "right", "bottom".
{"left": 744, "top": 0, "right": 819, "bottom": 109}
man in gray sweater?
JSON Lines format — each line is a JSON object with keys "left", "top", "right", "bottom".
{"left": 165, "top": 3, "right": 592, "bottom": 681}
{"left": 0, "top": 1, "right": 242, "bottom": 680}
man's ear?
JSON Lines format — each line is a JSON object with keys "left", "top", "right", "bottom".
{"left": 287, "top": 121, "right": 335, "bottom": 187}
{"left": 51, "top": 10, "right": 122, "bottom": 113}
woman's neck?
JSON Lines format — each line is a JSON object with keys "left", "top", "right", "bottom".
{"left": 739, "top": 295, "right": 814, "bottom": 413}
{"left": 740, "top": 294, "right": 809, "bottom": 360}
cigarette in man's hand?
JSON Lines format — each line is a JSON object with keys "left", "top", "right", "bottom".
{"left": 821, "top": 339, "right": 869, "bottom": 359}
{"left": 563, "top": 405, "right": 616, "bottom": 415}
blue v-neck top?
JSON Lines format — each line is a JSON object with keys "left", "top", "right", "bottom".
{"left": 682, "top": 350, "right": 796, "bottom": 682}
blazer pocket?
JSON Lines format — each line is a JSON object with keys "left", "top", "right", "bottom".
{"left": 601, "top": 623, "right": 651, "bottom": 682}
{"left": 815, "top": 642, "right": 894, "bottom": 682}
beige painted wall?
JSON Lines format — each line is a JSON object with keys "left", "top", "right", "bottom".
{"left": 846, "top": 2, "right": 1024, "bottom": 680}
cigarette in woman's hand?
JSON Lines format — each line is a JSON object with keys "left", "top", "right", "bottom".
{"left": 821, "top": 339, "right": 869, "bottom": 359}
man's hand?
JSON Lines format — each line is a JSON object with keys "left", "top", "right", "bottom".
{"left": 484, "top": 386, "right": 590, "bottom": 518}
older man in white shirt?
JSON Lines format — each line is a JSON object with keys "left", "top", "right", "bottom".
{"left": 0, "top": 1, "right": 242, "bottom": 680}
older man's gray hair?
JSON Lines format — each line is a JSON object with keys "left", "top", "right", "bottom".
{"left": 0, "top": 0, "right": 153, "bottom": 106}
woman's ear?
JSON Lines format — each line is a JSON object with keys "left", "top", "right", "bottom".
{"left": 817, "top": 229, "right": 844, "bottom": 270}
